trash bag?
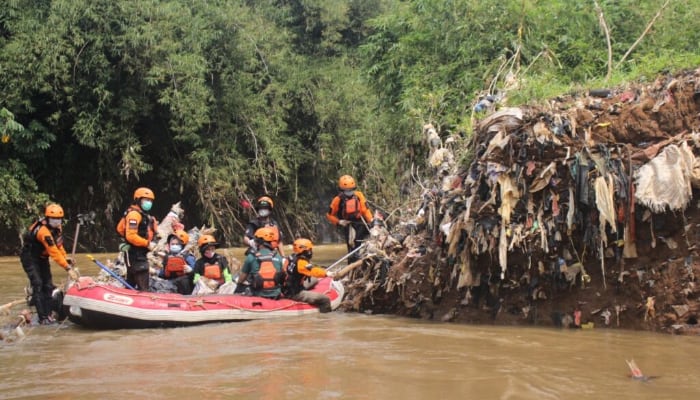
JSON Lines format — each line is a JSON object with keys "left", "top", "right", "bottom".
{"left": 217, "top": 281, "right": 237, "bottom": 295}
{"left": 150, "top": 276, "right": 178, "bottom": 293}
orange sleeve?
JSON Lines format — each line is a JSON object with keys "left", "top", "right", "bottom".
{"left": 355, "top": 191, "right": 374, "bottom": 222}
{"left": 124, "top": 210, "right": 150, "bottom": 247}
{"left": 326, "top": 196, "right": 341, "bottom": 225}
{"left": 36, "top": 226, "right": 70, "bottom": 269}
{"left": 297, "top": 258, "right": 329, "bottom": 278}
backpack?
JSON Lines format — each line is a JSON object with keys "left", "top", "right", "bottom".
{"left": 252, "top": 252, "right": 285, "bottom": 291}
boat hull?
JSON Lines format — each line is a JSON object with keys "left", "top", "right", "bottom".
{"left": 63, "top": 277, "right": 344, "bottom": 329}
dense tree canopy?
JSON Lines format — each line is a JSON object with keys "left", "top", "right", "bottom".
{"left": 1, "top": 0, "right": 698, "bottom": 253}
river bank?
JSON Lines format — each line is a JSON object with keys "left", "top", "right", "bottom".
{"left": 339, "top": 68, "right": 700, "bottom": 336}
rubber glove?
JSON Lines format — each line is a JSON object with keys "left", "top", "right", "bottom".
{"left": 338, "top": 220, "right": 350, "bottom": 227}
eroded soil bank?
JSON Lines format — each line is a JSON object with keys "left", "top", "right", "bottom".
{"left": 339, "top": 68, "right": 700, "bottom": 335}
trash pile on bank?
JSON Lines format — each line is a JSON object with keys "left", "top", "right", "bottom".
{"left": 339, "top": 68, "right": 700, "bottom": 335}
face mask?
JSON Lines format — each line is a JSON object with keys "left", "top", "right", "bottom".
{"left": 258, "top": 209, "right": 271, "bottom": 217}
{"left": 170, "top": 244, "right": 183, "bottom": 254}
{"left": 342, "top": 190, "right": 354, "bottom": 197}
{"left": 141, "top": 200, "right": 153, "bottom": 212}
{"left": 204, "top": 249, "right": 215, "bottom": 258}
{"left": 48, "top": 218, "right": 62, "bottom": 228}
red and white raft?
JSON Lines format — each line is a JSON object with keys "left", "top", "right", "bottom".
{"left": 63, "top": 277, "right": 345, "bottom": 329}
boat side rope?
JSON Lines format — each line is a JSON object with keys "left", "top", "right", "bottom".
{"left": 80, "top": 283, "right": 317, "bottom": 313}
{"left": 185, "top": 297, "right": 308, "bottom": 313}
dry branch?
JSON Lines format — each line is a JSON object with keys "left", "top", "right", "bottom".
{"left": 615, "top": 0, "right": 671, "bottom": 69}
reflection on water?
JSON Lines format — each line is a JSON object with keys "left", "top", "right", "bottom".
{"left": 2, "top": 248, "right": 700, "bottom": 399}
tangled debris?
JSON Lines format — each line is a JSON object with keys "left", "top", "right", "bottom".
{"left": 338, "top": 68, "right": 700, "bottom": 335}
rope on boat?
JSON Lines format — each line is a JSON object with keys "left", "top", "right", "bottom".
{"left": 76, "top": 281, "right": 316, "bottom": 313}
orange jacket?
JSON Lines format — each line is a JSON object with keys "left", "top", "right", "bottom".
{"left": 124, "top": 206, "right": 158, "bottom": 248}
{"left": 326, "top": 190, "right": 373, "bottom": 225}
{"left": 30, "top": 221, "right": 70, "bottom": 269}
{"left": 294, "top": 258, "right": 329, "bottom": 278}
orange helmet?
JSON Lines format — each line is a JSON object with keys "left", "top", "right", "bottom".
{"left": 293, "top": 238, "right": 313, "bottom": 255}
{"left": 254, "top": 226, "right": 277, "bottom": 243}
{"left": 45, "top": 204, "right": 64, "bottom": 218}
{"left": 169, "top": 229, "right": 189, "bottom": 245}
{"left": 256, "top": 196, "right": 274, "bottom": 210}
{"left": 133, "top": 187, "right": 155, "bottom": 201}
{"left": 197, "top": 234, "right": 218, "bottom": 249}
{"left": 338, "top": 175, "right": 356, "bottom": 190}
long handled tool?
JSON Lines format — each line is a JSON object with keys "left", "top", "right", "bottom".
{"left": 70, "top": 212, "right": 95, "bottom": 262}
{"left": 86, "top": 255, "right": 137, "bottom": 290}
{"left": 326, "top": 243, "right": 367, "bottom": 272}
{"left": 70, "top": 218, "right": 81, "bottom": 262}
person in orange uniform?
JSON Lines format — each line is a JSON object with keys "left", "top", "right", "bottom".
{"left": 243, "top": 196, "right": 285, "bottom": 256}
{"left": 193, "top": 234, "right": 232, "bottom": 289}
{"left": 20, "top": 204, "right": 80, "bottom": 324}
{"left": 118, "top": 187, "right": 158, "bottom": 291}
{"left": 326, "top": 175, "right": 373, "bottom": 263}
{"left": 284, "top": 238, "right": 334, "bottom": 312}
{"left": 236, "top": 227, "right": 286, "bottom": 299}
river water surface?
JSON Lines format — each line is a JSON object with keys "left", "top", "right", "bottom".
{"left": 1, "top": 246, "right": 699, "bottom": 399}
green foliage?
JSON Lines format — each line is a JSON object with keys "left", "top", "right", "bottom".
{"left": 1, "top": 0, "right": 699, "bottom": 253}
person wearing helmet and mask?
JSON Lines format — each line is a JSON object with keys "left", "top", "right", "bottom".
{"left": 117, "top": 187, "right": 158, "bottom": 291}
{"left": 192, "top": 234, "right": 232, "bottom": 289}
{"left": 326, "top": 175, "right": 374, "bottom": 263}
{"left": 20, "top": 203, "right": 79, "bottom": 324}
{"left": 236, "top": 227, "right": 286, "bottom": 299}
{"left": 284, "top": 238, "right": 334, "bottom": 312}
{"left": 243, "top": 195, "right": 285, "bottom": 256}
{"left": 158, "top": 229, "right": 195, "bottom": 294}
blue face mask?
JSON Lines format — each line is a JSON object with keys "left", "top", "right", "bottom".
{"left": 170, "top": 244, "right": 183, "bottom": 254}
{"left": 141, "top": 200, "right": 153, "bottom": 212}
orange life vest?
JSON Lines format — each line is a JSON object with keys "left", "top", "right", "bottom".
{"left": 203, "top": 262, "right": 223, "bottom": 282}
{"left": 252, "top": 252, "right": 283, "bottom": 291}
{"left": 340, "top": 194, "right": 361, "bottom": 220}
{"left": 164, "top": 255, "right": 187, "bottom": 278}
{"left": 24, "top": 219, "right": 63, "bottom": 257}
{"left": 116, "top": 206, "right": 156, "bottom": 239}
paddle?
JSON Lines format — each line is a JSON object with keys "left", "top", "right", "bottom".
{"left": 86, "top": 255, "right": 137, "bottom": 290}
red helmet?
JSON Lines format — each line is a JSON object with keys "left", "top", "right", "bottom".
{"left": 133, "top": 187, "right": 155, "bottom": 201}
{"left": 338, "top": 175, "right": 356, "bottom": 190}
{"left": 45, "top": 204, "right": 64, "bottom": 218}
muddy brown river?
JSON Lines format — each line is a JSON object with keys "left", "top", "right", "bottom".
{"left": 1, "top": 245, "right": 699, "bottom": 399}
